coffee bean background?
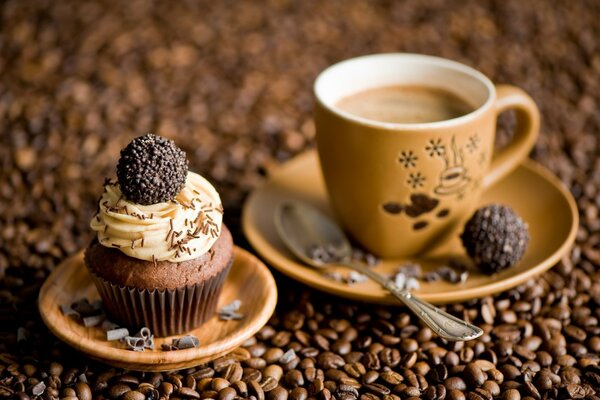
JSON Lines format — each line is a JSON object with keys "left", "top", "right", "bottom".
{"left": 1, "top": 0, "right": 600, "bottom": 399}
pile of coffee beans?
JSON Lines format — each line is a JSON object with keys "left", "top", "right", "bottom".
{"left": 1, "top": 0, "right": 599, "bottom": 399}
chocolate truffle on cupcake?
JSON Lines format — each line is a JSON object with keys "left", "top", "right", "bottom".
{"left": 86, "top": 134, "right": 233, "bottom": 337}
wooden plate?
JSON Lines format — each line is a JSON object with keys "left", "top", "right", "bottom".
{"left": 242, "top": 150, "right": 578, "bottom": 304}
{"left": 39, "top": 246, "right": 277, "bottom": 371}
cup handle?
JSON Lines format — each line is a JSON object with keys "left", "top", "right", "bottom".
{"left": 482, "top": 85, "right": 540, "bottom": 189}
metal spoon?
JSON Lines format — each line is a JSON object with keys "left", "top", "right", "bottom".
{"left": 274, "top": 201, "right": 483, "bottom": 341}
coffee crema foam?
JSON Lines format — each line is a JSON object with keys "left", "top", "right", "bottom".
{"left": 336, "top": 85, "right": 475, "bottom": 124}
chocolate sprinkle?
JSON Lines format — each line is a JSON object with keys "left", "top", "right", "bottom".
{"left": 461, "top": 204, "right": 529, "bottom": 274}
{"left": 116, "top": 134, "right": 188, "bottom": 205}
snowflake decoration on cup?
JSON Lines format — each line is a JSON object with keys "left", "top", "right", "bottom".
{"left": 426, "top": 138, "right": 446, "bottom": 157}
{"left": 398, "top": 150, "right": 418, "bottom": 168}
{"left": 407, "top": 172, "right": 426, "bottom": 189}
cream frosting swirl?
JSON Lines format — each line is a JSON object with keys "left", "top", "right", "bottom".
{"left": 90, "top": 172, "right": 223, "bottom": 262}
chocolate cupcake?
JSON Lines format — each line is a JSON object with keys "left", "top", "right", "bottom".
{"left": 86, "top": 134, "right": 233, "bottom": 337}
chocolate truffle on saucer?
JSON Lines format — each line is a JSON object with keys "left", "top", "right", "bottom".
{"left": 460, "top": 204, "right": 529, "bottom": 275}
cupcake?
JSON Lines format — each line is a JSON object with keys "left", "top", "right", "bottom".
{"left": 85, "top": 134, "right": 233, "bottom": 337}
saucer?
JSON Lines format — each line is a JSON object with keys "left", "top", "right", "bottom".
{"left": 39, "top": 246, "right": 277, "bottom": 371}
{"left": 242, "top": 150, "right": 578, "bottom": 304}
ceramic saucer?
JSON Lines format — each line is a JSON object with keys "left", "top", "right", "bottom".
{"left": 39, "top": 246, "right": 277, "bottom": 371}
{"left": 242, "top": 150, "right": 578, "bottom": 304}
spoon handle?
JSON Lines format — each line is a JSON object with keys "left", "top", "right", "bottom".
{"left": 340, "top": 261, "right": 483, "bottom": 341}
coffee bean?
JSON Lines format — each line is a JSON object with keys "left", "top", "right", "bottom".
{"left": 260, "top": 376, "right": 278, "bottom": 392}
{"left": 448, "top": 389, "right": 466, "bottom": 400}
{"left": 401, "top": 353, "right": 418, "bottom": 368}
{"left": 218, "top": 387, "right": 236, "bottom": 400}
{"left": 380, "top": 348, "right": 400, "bottom": 368}
{"left": 499, "top": 365, "right": 521, "bottom": 381}
{"left": 318, "top": 352, "right": 345, "bottom": 369}
{"left": 160, "top": 382, "right": 174, "bottom": 396}
{"left": 381, "top": 371, "right": 403, "bottom": 385}
{"left": 232, "top": 347, "right": 252, "bottom": 362}
{"left": 343, "top": 363, "right": 366, "bottom": 378}
{"left": 362, "top": 371, "right": 379, "bottom": 385}
{"left": 122, "top": 391, "right": 146, "bottom": 400}
{"left": 464, "top": 363, "right": 486, "bottom": 388}
{"left": 481, "top": 381, "right": 499, "bottom": 397}
{"left": 221, "top": 364, "right": 243, "bottom": 383}
{"left": 563, "top": 383, "right": 586, "bottom": 399}
{"left": 325, "top": 369, "right": 347, "bottom": 383}
{"left": 109, "top": 384, "right": 131, "bottom": 399}
{"left": 245, "top": 358, "right": 268, "bottom": 370}
{"left": 323, "top": 380, "right": 336, "bottom": 392}
{"left": 501, "top": 389, "right": 520, "bottom": 400}
{"left": 74, "top": 383, "right": 91, "bottom": 400}
{"left": 231, "top": 380, "right": 247, "bottom": 396}
{"left": 332, "top": 340, "right": 352, "bottom": 355}
{"left": 197, "top": 378, "right": 213, "bottom": 392}
{"left": 474, "top": 388, "right": 493, "bottom": 400}
{"left": 364, "top": 383, "right": 390, "bottom": 395}
{"left": 363, "top": 352, "right": 380, "bottom": 370}
{"left": 290, "top": 387, "right": 308, "bottom": 400}
{"left": 139, "top": 385, "right": 158, "bottom": 400}
{"left": 523, "top": 381, "right": 541, "bottom": 400}
{"left": 214, "top": 355, "right": 237, "bottom": 372}
{"left": 319, "top": 388, "right": 332, "bottom": 400}
{"left": 263, "top": 365, "right": 283, "bottom": 381}
{"left": 402, "top": 386, "right": 420, "bottom": 398}
{"left": 445, "top": 377, "right": 467, "bottom": 391}
{"left": 201, "top": 390, "right": 218, "bottom": 399}
{"left": 413, "top": 362, "right": 430, "bottom": 377}
{"left": 177, "top": 387, "right": 200, "bottom": 399}
{"left": 192, "top": 368, "right": 214, "bottom": 380}
{"left": 428, "top": 364, "right": 448, "bottom": 383}
{"left": 262, "top": 348, "right": 284, "bottom": 364}
{"left": 211, "top": 378, "right": 230, "bottom": 392}
{"left": 247, "top": 344, "right": 268, "bottom": 358}
{"left": 272, "top": 332, "right": 292, "bottom": 348}
{"left": 248, "top": 380, "right": 265, "bottom": 400}
{"left": 535, "top": 351, "right": 552, "bottom": 367}
{"left": 486, "top": 369, "right": 504, "bottom": 384}
{"left": 267, "top": 386, "right": 288, "bottom": 400}
{"left": 309, "top": 379, "right": 324, "bottom": 396}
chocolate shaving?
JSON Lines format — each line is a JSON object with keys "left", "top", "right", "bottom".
{"left": 162, "top": 334, "right": 200, "bottom": 351}
{"left": 31, "top": 382, "right": 46, "bottom": 396}
{"left": 106, "top": 328, "right": 129, "bottom": 341}
{"left": 122, "top": 327, "right": 155, "bottom": 351}
{"left": 396, "top": 263, "right": 422, "bottom": 278}
{"left": 71, "top": 299, "right": 96, "bottom": 316}
{"left": 60, "top": 304, "right": 80, "bottom": 318}
{"left": 322, "top": 270, "right": 343, "bottom": 282}
{"left": 279, "top": 349, "right": 297, "bottom": 364}
{"left": 17, "top": 327, "right": 29, "bottom": 343}
{"left": 219, "top": 300, "right": 244, "bottom": 321}
{"left": 345, "top": 271, "right": 368, "bottom": 285}
{"left": 174, "top": 335, "right": 200, "bottom": 349}
{"left": 101, "top": 319, "right": 120, "bottom": 331}
{"left": 83, "top": 314, "right": 106, "bottom": 327}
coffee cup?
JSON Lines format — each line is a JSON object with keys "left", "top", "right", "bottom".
{"left": 314, "top": 53, "right": 539, "bottom": 258}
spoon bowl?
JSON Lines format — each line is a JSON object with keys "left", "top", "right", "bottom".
{"left": 275, "top": 202, "right": 351, "bottom": 268}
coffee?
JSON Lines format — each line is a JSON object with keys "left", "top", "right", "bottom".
{"left": 335, "top": 85, "right": 475, "bottom": 123}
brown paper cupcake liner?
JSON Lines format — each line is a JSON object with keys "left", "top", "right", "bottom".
{"left": 88, "top": 258, "right": 232, "bottom": 337}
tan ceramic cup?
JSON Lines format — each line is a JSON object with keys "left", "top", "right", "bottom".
{"left": 314, "top": 53, "right": 539, "bottom": 258}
